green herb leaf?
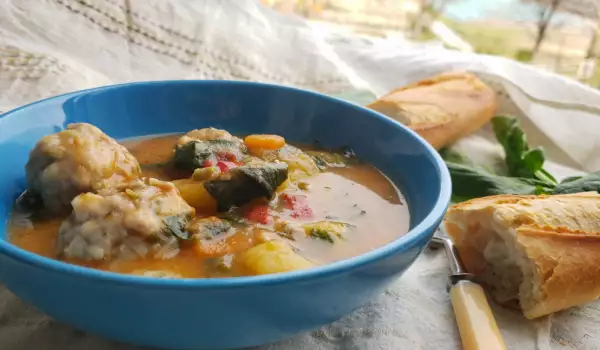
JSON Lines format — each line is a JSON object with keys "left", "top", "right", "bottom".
{"left": 311, "top": 155, "right": 328, "bottom": 171}
{"left": 491, "top": 116, "right": 557, "bottom": 185}
{"left": 277, "top": 230, "right": 296, "bottom": 241}
{"left": 220, "top": 212, "right": 248, "bottom": 227}
{"left": 552, "top": 172, "right": 600, "bottom": 194}
{"left": 445, "top": 161, "right": 554, "bottom": 202}
{"left": 309, "top": 228, "right": 334, "bottom": 243}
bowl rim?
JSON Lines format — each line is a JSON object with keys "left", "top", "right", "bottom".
{"left": 0, "top": 80, "right": 451, "bottom": 289}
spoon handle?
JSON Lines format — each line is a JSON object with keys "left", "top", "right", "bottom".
{"left": 450, "top": 280, "right": 507, "bottom": 350}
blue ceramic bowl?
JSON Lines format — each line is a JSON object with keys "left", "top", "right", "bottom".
{"left": 0, "top": 81, "right": 451, "bottom": 349}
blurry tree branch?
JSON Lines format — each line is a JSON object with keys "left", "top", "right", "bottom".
{"left": 522, "top": 0, "right": 561, "bottom": 54}
{"left": 412, "top": 0, "right": 459, "bottom": 34}
{"left": 522, "top": 0, "right": 600, "bottom": 55}
{"left": 418, "top": 0, "right": 458, "bottom": 19}
{"left": 585, "top": 5, "right": 600, "bottom": 59}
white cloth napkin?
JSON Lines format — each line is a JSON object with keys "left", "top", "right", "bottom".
{"left": 2, "top": 1, "right": 600, "bottom": 349}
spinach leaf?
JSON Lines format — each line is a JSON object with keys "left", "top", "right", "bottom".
{"left": 441, "top": 116, "right": 599, "bottom": 201}
{"left": 163, "top": 214, "right": 192, "bottom": 240}
{"left": 173, "top": 140, "right": 244, "bottom": 172}
{"left": 445, "top": 161, "right": 554, "bottom": 202}
{"left": 173, "top": 141, "right": 214, "bottom": 171}
{"left": 188, "top": 217, "right": 232, "bottom": 239}
{"left": 557, "top": 175, "right": 582, "bottom": 184}
{"left": 552, "top": 172, "right": 600, "bottom": 194}
{"left": 204, "top": 161, "right": 288, "bottom": 211}
{"left": 491, "top": 116, "right": 557, "bottom": 185}
{"left": 439, "top": 148, "right": 474, "bottom": 166}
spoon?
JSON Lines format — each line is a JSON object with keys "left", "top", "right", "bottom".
{"left": 430, "top": 229, "right": 507, "bottom": 350}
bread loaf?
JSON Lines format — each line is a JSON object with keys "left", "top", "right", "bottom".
{"left": 367, "top": 72, "right": 497, "bottom": 150}
{"left": 444, "top": 192, "right": 600, "bottom": 319}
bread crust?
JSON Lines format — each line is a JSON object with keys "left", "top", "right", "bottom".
{"left": 445, "top": 193, "right": 600, "bottom": 319}
{"left": 367, "top": 71, "right": 497, "bottom": 150}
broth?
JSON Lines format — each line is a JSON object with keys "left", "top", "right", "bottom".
{"left": 9, "top": 129, "right": 409, "bottom": 278}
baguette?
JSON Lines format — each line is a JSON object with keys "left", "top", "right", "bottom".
{"left": 444, "top": 192, "right": 600, "bottom": 319}
{"left": 366, "top": 71, "right": 497, "bottom": 150}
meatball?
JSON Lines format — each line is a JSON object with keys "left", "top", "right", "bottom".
{"left": 173, "top": 127, "right": 248, "bottom": 172}
{"left": 57, "top": 178, "right": 195, "bottom": 261}
{"left": 176, "top": 127, "right": 238, "bottom": 145}
{"left": 25, "top": 123, "right": 142, "bottom": 214}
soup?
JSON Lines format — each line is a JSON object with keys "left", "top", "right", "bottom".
{"left": 8, "top": 123, "right": 409, "bottom": 278}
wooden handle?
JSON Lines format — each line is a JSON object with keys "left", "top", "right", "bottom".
{"left": 450, "top": 280, "right": 507, "bottom": 350}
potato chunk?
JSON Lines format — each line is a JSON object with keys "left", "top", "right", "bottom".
{"left": 239, "top": 241, "right": 314, "bottom": 275}
{"left": 57, "top": 178, "right": 195, "bottom": 261}
{"left": 172, "top": 179, "right": 218, "bottom": 214}
{"left": 25, "top": 123, "right": 141, "bottom": 214}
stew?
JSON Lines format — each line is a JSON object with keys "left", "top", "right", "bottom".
{"left": 8, "top": 123, "right": 409, "bottom": 278}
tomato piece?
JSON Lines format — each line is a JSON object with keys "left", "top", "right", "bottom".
{"left": 216, "top": 151, "right": 238, "bottom": 162}
{"left": 202, "top": 159, "right": 213, "bottom": 168}
{"left": 281, "top": 194, "right": 313, "bottom": 218}
{"left": 291, "top": 206, "right": 313, "bottom": 219}
{"left": 244, "top": 204, "right": 272, "bottom": 225}
{"left": 216, "top": 161, "right": 238, "bottom": 173}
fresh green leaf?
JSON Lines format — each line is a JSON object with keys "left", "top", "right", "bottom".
{"left": 522, "top": 149, "right": 544, "bottom": 174}
{"left": 491, "top": 116, "right": 557, "bottom": 185}
{"left": 442, "top": 116, "right": 597, "bottom": 201}
{"left": 445, "top": 161, "right": 554, "bottom": 202}
{"left": 535, "top": 168, "right": 558, "bottom": 186}
{"left": 552, "top": 172, "right": 600, "bottom": 194}
{"left": 441, "top": 148, "right": 502, "bottom": 176}
{"left": 439, "top": 148, "right": 474, "bottom": 166}
{"left": 558, "top": 176, "right": 583, "bottom": 184}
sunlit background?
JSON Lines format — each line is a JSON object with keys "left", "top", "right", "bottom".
{"left": 261, "top": 0, "right": 600, "bottom": 87}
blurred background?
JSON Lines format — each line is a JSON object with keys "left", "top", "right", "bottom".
{"left": 261, "top": 0, "right": 600, "bottom": 88}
